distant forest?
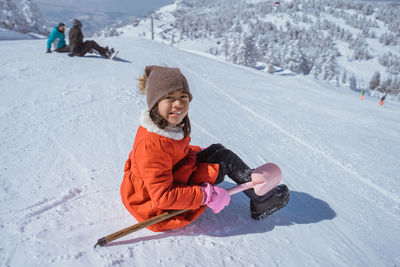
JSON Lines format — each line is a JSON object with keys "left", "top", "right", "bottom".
{"left": 159, "top": 0, "right": 400, "bottom": 96}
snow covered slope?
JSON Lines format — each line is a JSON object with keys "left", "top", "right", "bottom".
{"left": 0, "top": 28, "right": 40, "bottom": 40}
{"left": 0, "top": 36, "right": 399, "bottom": 267}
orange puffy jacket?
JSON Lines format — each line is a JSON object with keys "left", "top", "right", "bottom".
{"left": 121, "top": 111, "right": 219, "bottom": 232}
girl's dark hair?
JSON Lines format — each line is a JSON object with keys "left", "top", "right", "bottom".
{"left": 149, "top": 105, "right": 191, "bottom": 138}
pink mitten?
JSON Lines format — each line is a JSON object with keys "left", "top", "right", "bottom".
{"left": 202, "top": 182, "right": 230, "bottom": 213}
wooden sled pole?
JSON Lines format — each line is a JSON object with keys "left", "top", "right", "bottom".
{"left": 94, "top": 209, "right": 188, "bottom": 248}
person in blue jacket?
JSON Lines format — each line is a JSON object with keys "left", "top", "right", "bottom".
{"left": 46, "top": 23, "right": 69, "bottom": 53}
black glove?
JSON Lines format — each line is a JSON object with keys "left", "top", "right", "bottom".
{"left": 46, "top": 48, "right": 52, "bottom": 53}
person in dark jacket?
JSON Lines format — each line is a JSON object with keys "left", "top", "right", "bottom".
{"left": 68, "top": 19, "right": 113, "bottom": 58}
{"left": 46, "top": 23, "right": 69, "bottom": 53}
{"left": 379, "top": 94, "right": 387, "bottom": 106}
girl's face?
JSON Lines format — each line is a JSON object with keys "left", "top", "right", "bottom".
{"left": 157, "top": 90, "right": 190, "bottom": 126}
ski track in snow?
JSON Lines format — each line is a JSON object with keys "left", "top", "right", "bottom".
{"left": 191, "top": 120, "right": 220, "bottom": 141}
{"left": 19, "top": 188, "right": 82, "bottom": 232}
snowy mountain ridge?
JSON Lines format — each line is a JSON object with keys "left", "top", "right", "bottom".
{"left": 111, "top": 0, "right": 400, "bottom": 98}
{"left": 0, "top": 0, "right": 48, "bottom": 38}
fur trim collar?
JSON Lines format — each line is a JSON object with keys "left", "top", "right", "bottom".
{"left": 140, "top": 110, "right": 184, "bottom": 140}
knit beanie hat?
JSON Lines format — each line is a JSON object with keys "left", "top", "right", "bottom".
{"left": 73, "top": 19, "right": 82, "bottom": 28}
{"left": 143, "top": 65, "right": 192, "bottom": 110}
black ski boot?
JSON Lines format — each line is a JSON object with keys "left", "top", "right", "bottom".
{"left": 104, "top": 47, "right": 114, "bottom": 58}
{"left": 99, "top": 47, "right": 111, "bottom": 58}
{"left": 250, "top": 184, "right": 290, "bottom": 220}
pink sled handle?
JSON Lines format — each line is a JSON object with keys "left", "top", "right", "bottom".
{"left": 225, "top": 163, "right": 282, "bottom": 196}
{"left": 226, "top": 181, "right": 258, "bottom": 195}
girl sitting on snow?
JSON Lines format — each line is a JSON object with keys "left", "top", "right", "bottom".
{"left": 120, "top": 65, "right": 289, "bottom": 232}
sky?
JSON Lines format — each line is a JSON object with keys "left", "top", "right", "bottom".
{"left": 36, "top": 0, "right": 175, "bottom": 33}
{"left": 36, "top": 0, "right": 174, "bottom": 16}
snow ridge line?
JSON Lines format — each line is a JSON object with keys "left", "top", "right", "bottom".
{"left": 201, "top": 76, "right": 400, "bottom": 205}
